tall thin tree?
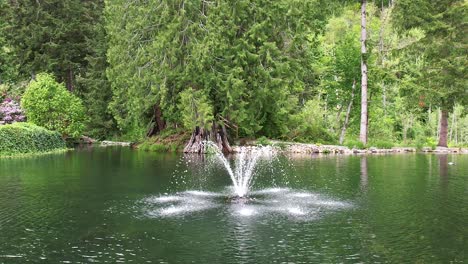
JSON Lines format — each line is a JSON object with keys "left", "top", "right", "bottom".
{"left": 359, "top": 0, "right": 368, "bottom": 145}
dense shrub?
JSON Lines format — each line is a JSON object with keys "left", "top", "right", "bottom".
{"left": 21, "top": 73, "right": 87, "bottom": 138}
{"left": 369, "top": 140, "right": 394, "bottom": 149}
{"left": 256, "top": 136, "right": 272, "bottom": 146}
{"left": 0, "top": 123, "right": 66, "bottom": 156}
{"left": 344, "top": 139, "right": 366, "bottom": 149}
{"left": 0, "top": 98, "right": 25, "bottom": 123}
{"left": 289, "top": 99, "right": 338, "bottom": 144}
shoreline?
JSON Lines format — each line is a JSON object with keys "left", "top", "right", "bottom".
{"left": 231, "top": 143, "right": 468, "bottom": 155}
{"left": 95, "top": 139, "right": 468, "bottom": 154}
{"left": 0, "top": 148, "right": 70, "bottom": 159}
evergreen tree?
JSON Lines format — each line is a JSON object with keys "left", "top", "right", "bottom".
{"left": 105, "top": 0, "right": 338, "bottom": 141}
{"left": 76, "top": 1, "right": 115, "bottom": 139}
{"left": 393, "top": 0, "right": 467, "bottom": 147}
{"left": 3, "top": 0, "right": 103, "bottom": 91}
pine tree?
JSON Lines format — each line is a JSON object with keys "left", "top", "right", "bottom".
{"left": 3, "top": 0, "right": 103, "bottom": 91}
{"left": 393, "top": 0, "right": 467, "bottom": 147}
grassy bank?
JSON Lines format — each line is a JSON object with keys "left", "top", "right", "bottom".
{"left": 136, "top": 129, "right": 190, "bottom": 153}
{"left": 0, "top": 123, "right": 67, "bottom": 157}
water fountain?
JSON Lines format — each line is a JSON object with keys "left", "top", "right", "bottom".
{"left": 204, "top": 141, "right": 276, "bottom": 198}
{"left": 141, "top": 142, "right": 351, "bottom": 219}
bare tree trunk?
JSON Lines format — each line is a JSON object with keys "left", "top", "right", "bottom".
{"left": 438, "top": 110, "right": 448, "bottom": 147}
{"left": 339, "top": 80, "right": 356, "bottom": 145}
{"left": 184, "top": 123, "right": 232, "bottom": 154}
{"left": 184, "top": 126, "right": 209, "bottom": 153}
{"left": 221, "top": 124, "right": 232, "bottom": 153}
{"left": 359, "top": 0, "right": 368, "bottom": 145}
{"left": 335, "top": 104, "right": 344, "bottom": 128}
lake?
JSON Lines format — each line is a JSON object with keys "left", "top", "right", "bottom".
{"left": 0, "top": 147, "right": 467, "bottom": 263}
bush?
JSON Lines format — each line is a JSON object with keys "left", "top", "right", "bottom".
{"left": 0, "top": 98, "right": 25, "bottom": 123}
{"left": 344, "top": 139, "right": 366, "bottom": 149}
{"left": 0, "top": 123, "right": 66, "bottom": 156}
{"left": 256, "top": 136, "right": 271, "bottom": 146}
{"left": 21, "top": 73, "right": 87, "bottom": 138}
{"left": 288, "top": 99, "right": 338, "bottom": 144}
{"left": 369, "top": 140, "right": 395, "bottom": 149}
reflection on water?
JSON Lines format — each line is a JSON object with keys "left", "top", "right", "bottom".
{"left": 360, "top": 156, "right": 368, "bottom": 191}
{"left": 0, "top": 148, "right": 467, "bottom": 263}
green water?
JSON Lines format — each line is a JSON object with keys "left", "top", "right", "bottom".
{"left": 0, "top": 147, "right": 467, "bottom": 263}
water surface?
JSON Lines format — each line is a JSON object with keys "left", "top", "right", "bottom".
{"left": 0, "top": 147, "right": 467, "bottom": 263}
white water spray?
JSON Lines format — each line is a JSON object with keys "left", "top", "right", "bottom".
{"left": 205, "top": 141, "right": 274, "bottom": 197}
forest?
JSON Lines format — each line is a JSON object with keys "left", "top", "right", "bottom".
{"left": 0, "top": 0, "right": 466, "bottom": 151}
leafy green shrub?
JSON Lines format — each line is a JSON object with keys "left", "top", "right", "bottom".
{"left": 256, "top": 136, "right": 271, "bottom": 146}
{"left": 21, "top": 73, "right": 87, "bottom": 138}
{"left": 288, "top": 99, "right": 337, "bottom": 144}
{"left": 0, "top": 123, "right": 66, "bottom": 156}
{"left": 369, "top": 140, "right": 394, "bottom": 149}
{"left": 425, "top": 137, "right": 437, "bottom": 149}
{"left": 138, "top": 142, "right": 179, "bottom": 152}
{"left": 344, "top": 139, "right": 366, "bottom": 149}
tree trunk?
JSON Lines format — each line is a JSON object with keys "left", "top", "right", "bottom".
{"left": 359, "top": 0, "right": 368, "bottom": 145}
{"left": 184, "top": 126, "right": 209, "bottom": 154}
{"left": 146, "top": 104, "right": 166, "bottom": 137}
{"left": 335, "top": 104, "right": 344, "bottom": 130}
{"left": 184, "top": 123, "right": 232, "bottom": 154}
{"left": 221, "top": 124, "right": 233, "bottom": 153}
{"left": 339, "top": 80, "right": 356, "bottom": 145}
{"left": 438, "top": 110, "right": 448, "bottom": 147}
{"left": 66, "top": 66, "right": 74, "bottom": 92}
{"left": 154, "top": 104, "right": 165, "bottom": 132}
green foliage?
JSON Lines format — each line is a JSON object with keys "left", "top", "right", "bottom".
{"left": 256, "top": 136, "right": 272, "bottom": 146}
{"left": 138, "top": 141, "right": 178, "bottom": 153}
{"left": 21, "top": 73, "right": 87, "bottom": 138}
{"left": 0, "top": 0, "right": 16, "bottom": 83}
{"left": 0, "top": 123, "right": 66, "bottom": 156}
{"left": 105, "top": 0, "right": 337, "bottom": 138}
{"left": 1, "top": 0, "right": 467, "bottom": 147}
{"left": 136, "top": 127, "right": 188, "bottom": 152}
{"left": 369, "top": 140, "right": 394, "bottom": 149}
{"left": 178, "top": 88, "right": 214, "bottom": 130}
{"left": 76, "top": 6, "right": 116, "bottom": 139}
{"left": 393, "top": 0, "right": 467, "bottom": 111}
{"left": 344, "top": 139, "right": 366, "bottom": 149}
{"left": 0, "top": 82, "right": 28, "bottom": 101}
{"left": 368, "top": 107, "right": 395, "bottom": 141}
{"left": 289, "top": 98, "right": 337, "bottom": 144}
{"left": 2, "top": 0, "right": 103, "bottom": 90}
